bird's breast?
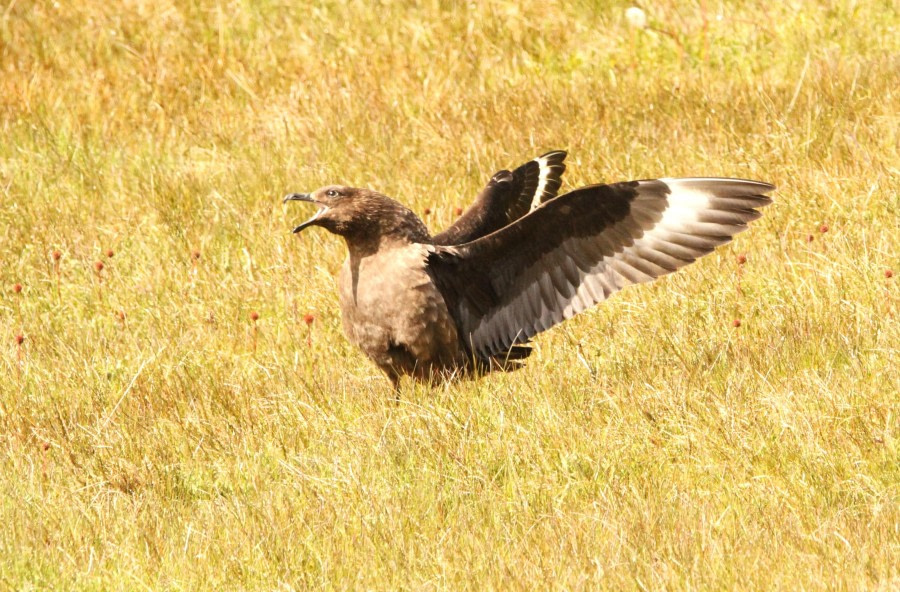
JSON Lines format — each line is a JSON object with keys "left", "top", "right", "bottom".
{"left": 337, "top": 244, "right": 464, "bottom": 371}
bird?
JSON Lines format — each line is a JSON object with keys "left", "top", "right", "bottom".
{"left": 284, "top": 151, "right": 773, "bottom": 388}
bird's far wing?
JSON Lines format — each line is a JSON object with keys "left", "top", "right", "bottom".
{"left": 518, "top": 150, "right": 568, "bottom": 212}
{"left": 432, "top": 151, "right": 567, "bottom": 245}
{"left": 428, "top": 178, "right": 774, "bottom": 360}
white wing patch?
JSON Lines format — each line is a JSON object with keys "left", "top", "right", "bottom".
{"left": 529, "top": 152, "right": 565, "bottom": 212}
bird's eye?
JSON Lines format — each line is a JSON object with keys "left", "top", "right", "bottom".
{"left": 326, "top": 189, "right": 339, "bottom": 198}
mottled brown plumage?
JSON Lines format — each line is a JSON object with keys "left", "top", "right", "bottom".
{"left": 285, "top": 152, "right": 774, "bottom": 387}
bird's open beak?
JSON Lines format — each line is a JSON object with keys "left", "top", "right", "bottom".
{"left": 283, "top": 193, "right": 329, "bottom": 233}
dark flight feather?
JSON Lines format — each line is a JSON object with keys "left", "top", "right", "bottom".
{"left": 433, "top": 151, "right": 567, "bottom": 245}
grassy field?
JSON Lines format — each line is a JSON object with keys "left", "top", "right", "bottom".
{"left": 1, "top": 0, "right": 898, "bottom": 589}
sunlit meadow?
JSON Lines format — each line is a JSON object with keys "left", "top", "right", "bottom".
{"left": 1, "top": 1, "right": 898, "bottom": 589}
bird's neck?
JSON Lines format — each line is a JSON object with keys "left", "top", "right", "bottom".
{"left": 345, "top": 230, "right": 425, "bottom": 260}
{"left": 343, "top": 207, "right": 432, "bottom": 259}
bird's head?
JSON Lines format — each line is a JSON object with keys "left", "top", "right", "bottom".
{"left": 284, "top": 185, "right": 430, "bottom": 248}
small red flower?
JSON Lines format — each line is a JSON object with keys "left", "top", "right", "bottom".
{"left": 819, "top": 224, "right": 828, "bottom": 233}
{"left": 15, "top": 334, "right": 24, "bottom": 345}
{"left": 116, "top": 310, "right": 126, "bottom": 321}
{"left": 42, "top": 442, "right": 50, "bottom": 451}
{"left": 454, "top": 206, "right": 463, "bottom": 216}
{"left": 12, "top": 283, "right": 22, "bottom": 294}
{"left": 886, "top": 269, "right": 894, "bottom": 279}
{"left": 105, "top": 249, "right": 115, "bottom": 258}
{"left": 52, "top": 250, "right": 62, "bottom": 261}
{"left": 250, "top": 311, "right": 260, "bottom": 322}
{"left": 806, "top": 234, "right": 815, "bottom": 243}
{"left": 94, "top": 261, "right": 104, "bottom": 273}
{"left": 303, "top": 313, "right": 315, "bottom": 325}
{"left": 423, "top": 207, "right": 432, "bottom": 216}
{"left": 732, "top": 319, "right": 741, "bottom": 328}
{"left": 736, "top": 254, "right": 747, "bottom": 265}
{"left": 191, "top": 250, "right": 201, "bottom": 260}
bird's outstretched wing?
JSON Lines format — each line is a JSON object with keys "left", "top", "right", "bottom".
{"left": 432, "top": 151, "right": 567, "bottom": 245}
{"left": 428, "top": 178, "right": 774, "bottom": 360}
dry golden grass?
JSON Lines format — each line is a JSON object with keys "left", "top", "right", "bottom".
{"left": 1, "top": 0, "right": 898, "bottom": 589}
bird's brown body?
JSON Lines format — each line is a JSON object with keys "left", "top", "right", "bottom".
{"left": 285, "top": 151, "right": 774, "bottom": 387}
{"left": 338, "top": 241, "right": 465, "bottom": 384}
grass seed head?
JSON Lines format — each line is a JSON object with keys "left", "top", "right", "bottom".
{"left": 886, "top": 269, "right": 894, "bottom": 279}
{"left": 52, "top": 250, "right": 62, "bottom": 261}
{"left": 737, "top": 254, "right": 747, "bottom": 265}
{"left": 626, "top": 6, "right": 647, "bottom": 29}
{"left": 250, "top": 311, "right": 260, "bottom": 322}
{"left": 732, "top": 319, "right": 742, "bottom": 328}
{"left": 15, "top": 334, "right": 24, "bottom": 345}
{"left": 94, "top": 261, "right": 104, "bottom": 273}
{"left": 303, "top": 313, "right": 315, "bottom": 325}
{"left": 819, "top": 224, "right": 829, "bottom": 233}
{"left": 13, "top": 283, "right": 22, "bottom": 294}
{"left": 105, "top": 249, "right": 115, "bottom": 258}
